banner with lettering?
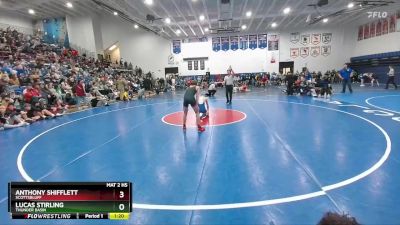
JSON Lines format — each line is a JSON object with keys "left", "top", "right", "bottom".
{"left": 172, "top": 40, "right": 181, "bottom": 54}
{"left": 258, "top": 34, "right": 267, "bottom": 49}
{"left": 358, "top": 26, "right": 363, "bottom": 40}
{"left": 383, "top": 19, "right": 389, "bottom": 35}
{"left": 212, "top": 37, "right": 221, "bottom": 52}
{"left": 364, "top": 24, "right": 370, "bottom": 39}
{"left": 249, "top": 35, "right": 257, "bottom": 50}
{"left": 370, "top": 22, "right": 376, "bottom": 38}
{"left": 221, "top": 37, "right": 230, "bottom": 51}
{"left": 239, "top": 35, "right": 248, "bottom": 50}
{"left": 267, "top": 34, "right": 279, "bottom": 51}
{"left": 230, "top": 36, "right": 239, "bottom": 51}
{"left": 376, "top": 20, "right": 382, "bottom": 36}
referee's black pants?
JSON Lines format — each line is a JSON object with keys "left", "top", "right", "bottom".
{"left": 385, "top": 76, "right": 398, "bottom": 89}
{"left": 225, "top": 85, "right": 233, "bottom": 103}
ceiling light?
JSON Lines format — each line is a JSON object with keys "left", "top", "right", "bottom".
{"left": 113, "top": 11, "right": 118, "bottom": 16}
{"left": 144, "top": 0, "right": 153, "bottom": 5}
{"left": 283, "top": 7, "right": 291, "bottom": 14}
{"left": 246, "top": 11, "right": 252, "bottom": 17}
{"left": 109, "top": 45, "right": 117, "bottom": 51}
{"left": 323, "top": 18, "right": 329, "bottom": 23}
{"left": 66, "top": 2, "right": 73, "bottom": 8}
{"left": 192, "top": 0, "right": 197, "bottom": 2}
{"left": 165, "top": 18, "right": 171, "bottom": 24}
{"left": 199, "top": 15, "right": 205, "bottom": 21}
{"left": 241, "top": 24, "right": 247, "bottom": 30}
{"left": 347, "top": 2, "right": 354, "bottom": 8}
{"left": 28, "top": 9, "right": 35, "bottom": 15}
{"left": 176, "top": 29, "right": 181, "bottom": 35}
{"left": 204, "top": 27, "right": 209, "bottom": 32}
{"left": 271, "top": 22, "right": 277, "bottom": 28}
{"left": 134, "top": 24, "right": 139, "bottom": 29}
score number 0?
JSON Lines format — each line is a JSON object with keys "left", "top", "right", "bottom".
{"left": 119, "top": 191, "right": 125, "bottom": 211}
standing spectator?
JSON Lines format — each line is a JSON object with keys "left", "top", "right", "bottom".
{"left": 224, "top": 66, "right": 235, "bottom": 104}
{"left": 338, "top": 64, "right": 353, "bottom": 93}
{"left": 75, "top": 79, "right": 86, "bottom": 107}
{"left": 385, "top": 65, "right": 397, "bottom": 89}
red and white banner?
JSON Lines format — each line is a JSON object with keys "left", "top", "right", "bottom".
{"left": 389, "top": 15, "right": 396, "bottom": 33}
{"left": 376, "top": 20, "right": 382, "bottom": 36}
{"left": 358, "top": 26, "right": 363, "bottom": 41}
{"left": 370, "top": 22, "right": 376, "bottom": 38}
{"left": 311, "top": 34, "right": 321, "bottom": 45}
{"left": 383, "top": 19, "right": 389, "bottom": 35}
{"left": 364, "top": 24, "right": 370, "bottom": 39}
{"left": 290, "top": 48, "right": 299, "bottom": 58}
{"left": 300, "top": 47, "right": 309, "bottom": 58}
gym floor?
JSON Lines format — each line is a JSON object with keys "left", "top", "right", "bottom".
{"left": 1, "top": 85, "right": 399, "bottom": 225}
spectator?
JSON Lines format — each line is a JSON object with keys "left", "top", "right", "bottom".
{"left": 317, "top": 212, "right": 360, "bottom": 225}
{"left": 338, "top": 64, "right": 353, "bottom": 93}
{"left": 75, "top": 79, "right": 86, "bottom": 107}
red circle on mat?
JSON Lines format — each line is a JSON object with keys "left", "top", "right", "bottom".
{"left": 162, "top": 108, "right": 247, "bottom": 127}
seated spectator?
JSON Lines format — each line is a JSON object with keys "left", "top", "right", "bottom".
{"left": 23, "top": 84, "right": 41, "bottom": 103}
{"left": 317, "top": 212, "right": 360, "bottom": 225}
{"left": 20, "top": 103, "right": 41, "bottom": 123}
{"left": 206, "top": 82, "right": 217, "bottom": 97}
{"left": 0, "top": 102, "right": 29, "bottom": 129}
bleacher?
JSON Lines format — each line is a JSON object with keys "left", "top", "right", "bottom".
{"left": 350, "top": 51, "right": 400, "bottom": 82}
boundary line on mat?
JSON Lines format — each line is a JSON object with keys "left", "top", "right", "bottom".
{"left": 17, "top": 99, "right": 391, "bottom": 210}
{"left": 365, "top": 95, "right": 400, "bottom": 114}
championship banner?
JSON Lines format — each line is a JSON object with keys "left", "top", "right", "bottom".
{"left": 249, "top": 35, "right": 258, "bottom": 50}
{"left": 389, "top": 15, "right": 396, "bottom": 33}
{"left": 172, "top": 40, "right": 181, "bottom": 54}
{"left": 370, "top": 22, "right": 376, "bottom": 38}
{"left": 230, "top": 36, "right": 239, "bottom": 51}
{"left": 300, "top": 47, "right": 309, "bottom": 58}
{"left": 268, "top": 34, "right": 279, "bottom": 51}
{"left": 290, "top": 32, "right": 300, "bottom": 44}
{"left": 194, "top": 60, "right": 199, "bottom": 70}
{"left": 358, "top": 26, "right": 364, "bottom": 40}
{"left": 312, "top": 34, "right": 321, "bottom": 45}
{"left": 301, "top": 34, "right": 310, "bottom": 45}
{"left": 322, "top": 33, "right": 332, "bottom": 44}
{"left": 382, "top": 19, "right": 389, "bottom": 35}
{"left": 364, "top": 24, "right": 370, "bottom": 39}
{"left": 212, "top": 37, "right": 221, "bottom": 52}
{"left": 311, "top": 46, "right": 320, "bottom": 57}
{"left": 221, "top": 37, "right": 230, "bottom": 51}
{"left": 322, "top": 46, "right": 331, "bottom": 56}
{"left": 290, "top": 48, "right": 299, "bottom": 58}
{"left": 258, "top": 34, "right": 267, "bottom": 49}
{"left": 376, "top": 20, "right": 382, "bottom": 36}
{"left": 239, "top": 35, "right": 248, "bottom": 50}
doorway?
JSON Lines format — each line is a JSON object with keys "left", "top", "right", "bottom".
{"left": 279, "top": 61, "right": 294, "bottom": 75}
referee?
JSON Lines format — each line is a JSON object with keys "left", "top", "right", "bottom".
{"left": 224, "top": 66, "right": 234, "bottom": 104}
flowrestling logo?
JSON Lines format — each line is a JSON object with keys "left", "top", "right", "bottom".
{"left": 367, "top": 11, "right": 388, "bottom": 19}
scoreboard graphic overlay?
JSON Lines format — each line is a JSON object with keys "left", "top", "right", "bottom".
{"left": 8, "top": 182, "right": 132, "bottom": 220}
